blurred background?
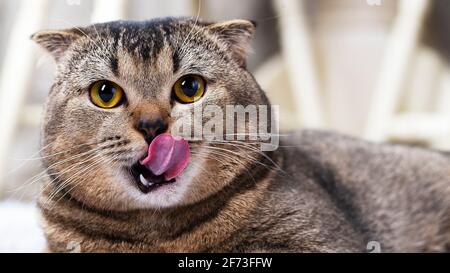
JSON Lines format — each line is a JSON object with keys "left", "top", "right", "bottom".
{"left": 0, "top": 0, "right": 449, "bottom": 252}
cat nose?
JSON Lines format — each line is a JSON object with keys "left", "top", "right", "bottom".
{"left": 137, "top": 118, "right": 168, "bottom": 144}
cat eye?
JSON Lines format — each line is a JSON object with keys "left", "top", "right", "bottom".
{"left": 89, "top": 80, "right": 124, "bottom": 109}
{"left": 173, "top": 75, "right": 206, "bottom": 103}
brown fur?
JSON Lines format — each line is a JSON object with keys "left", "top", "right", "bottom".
{"left": 33, "top": 17, "right": 450, "bottom": 253}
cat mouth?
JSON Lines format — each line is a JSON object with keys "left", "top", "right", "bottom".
{"left": 129, "top": 163, "right": 176, "bottom": 194}
{"left": 127, "top": 133, "right": 190, "bottom": 194}
{"left": 126, "top": 133, "right": 190, "bottom": 194}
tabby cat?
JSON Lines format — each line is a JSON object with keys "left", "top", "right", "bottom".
{"left": 32, "top": 17, "right": 450, "bottom": 252}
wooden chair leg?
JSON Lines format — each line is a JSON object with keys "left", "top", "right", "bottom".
{"left": 364, "top": 0, "right": 430, "bottom": 141}
{"left": 273, "top": 0, "right": 325, "bottom": 128}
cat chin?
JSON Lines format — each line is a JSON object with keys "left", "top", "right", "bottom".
{"left": 120, "top": 162, "right": 200, "bottom": 209}
{"left": 128, "top": 181, "right": 184, "bottom": 209}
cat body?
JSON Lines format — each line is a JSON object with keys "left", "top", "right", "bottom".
{"left": 39, "top": 130, "right": 450, "bottom": 252}
{"left": 32, "top": 18, "right": 450, "bottom": 253}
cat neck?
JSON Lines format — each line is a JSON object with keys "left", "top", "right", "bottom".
{"left": 39, "top": 150, "right": 283, "bottom": 252}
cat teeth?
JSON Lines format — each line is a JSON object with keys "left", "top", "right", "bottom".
{"left": 139, "top": 174, "right": 152, "bottom": 186}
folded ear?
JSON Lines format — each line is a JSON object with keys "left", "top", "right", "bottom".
{"left": 31, "top": 29, "right": 83, "bottom": 61}
{"left": 207, "top": 19, "right": 256, "bottom": 67}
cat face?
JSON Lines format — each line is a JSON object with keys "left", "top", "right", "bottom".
{"left": 33, "top": 18, "right": 271, "bottom": 210}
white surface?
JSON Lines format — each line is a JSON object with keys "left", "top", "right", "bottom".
{"left": 91, "top": 0, "right": 127, "bottom": 23}
{"left": 0, "top": 201, "right": 46, "bottom": 253}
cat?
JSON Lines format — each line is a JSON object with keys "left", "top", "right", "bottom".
{"left": 32, "top": 17, "right": 450, "bottom": 253}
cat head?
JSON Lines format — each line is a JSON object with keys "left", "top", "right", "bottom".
{"left": 33, "top": 17, "right": 273, "bottom": 211}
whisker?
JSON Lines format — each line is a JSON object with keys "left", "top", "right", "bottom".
{"left": 11, "top": 140, "right": 103, "bottom": 161}
{"left": 44, "top": 154, "right": 110, "bottom": 208}
{"left": 49, "top": 153, "right": 124, "bottom": 210}
{"left": 191, "top": 149, "right": 257, "bottom": 184}
{"left": 41, "top": 152, "right": 107, "bottom": 201}
{"left": 207, "top": 140, "right": 287, "bottom": 175}
{"left": 201, "top": 145, "right": 280, "bottom": 174}
{"left": 177, "top": 0, "right": 202, "bottom": 53}
{"left": 7, "top": 143, "right": 111, "bottom": 195}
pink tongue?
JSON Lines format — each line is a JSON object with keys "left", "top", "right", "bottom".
{"left": 139, "top": 133, "right": 190, "bottom": 180}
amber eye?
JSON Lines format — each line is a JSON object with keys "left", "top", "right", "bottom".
{"left": 89, "top": 80, "right": 124, "bottom": 109}
{"left": 173, "top": 75, "right": 206, "bottom": 103}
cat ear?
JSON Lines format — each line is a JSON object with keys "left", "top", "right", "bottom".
{"left": 31, "top": 29, "right": 83, "bottom": 61}
{"left": 207, "top": 19, "right": 256, "bottom": 67}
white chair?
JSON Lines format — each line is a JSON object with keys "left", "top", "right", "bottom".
{"left": 0, "top": 0, "right": 49, "bottom": 196}
{"left": 257, "top": 0, "right": 450, "bottom": 149}
{"left": 0, "top": 0, "right": 128, "bottom": 197}
{"left": 364, "top": 0, "right": 433, "bottom": 141}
